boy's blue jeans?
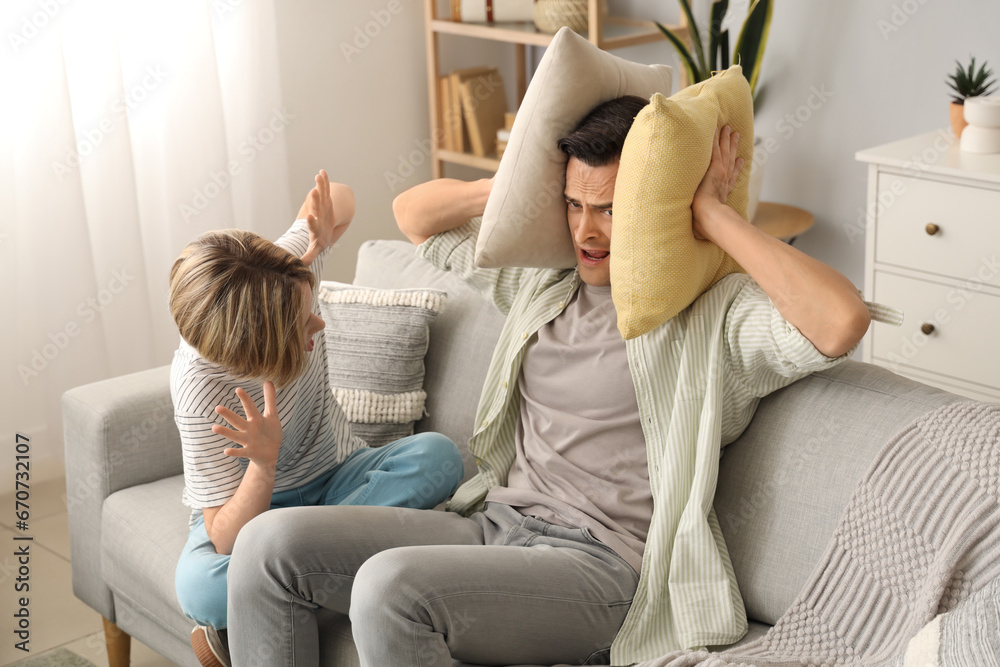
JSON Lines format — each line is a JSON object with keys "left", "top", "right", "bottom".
{"left": 174, "top": 432, "right": 463, "bottom": 629}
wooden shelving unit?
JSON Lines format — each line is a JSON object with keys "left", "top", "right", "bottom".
{"left": 425, "top": 0, "right": 685, "bottom": 177}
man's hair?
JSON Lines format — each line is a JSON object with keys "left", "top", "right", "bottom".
{"left": 556, "top": 95, "right": 649, "bottom": 167}
{"left": 169, "top": 230, "right": 316, "bottom": 388}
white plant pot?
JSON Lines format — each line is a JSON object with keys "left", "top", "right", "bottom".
{"left": 960, "top": 124, "right": 1000, "bottom": 154}
{"left": 964, "top": 96, "right": 1000, "bottom": 128}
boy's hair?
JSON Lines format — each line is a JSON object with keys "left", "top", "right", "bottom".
{"left": 169, "top": 230, "right": 316, "bottom": 388}
{"left": 556, "top": 95, "right": 649, "bottom": 167}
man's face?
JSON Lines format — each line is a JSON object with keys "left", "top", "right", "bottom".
{"left": 565, "top": 156, "right": 618, "bottom": 287}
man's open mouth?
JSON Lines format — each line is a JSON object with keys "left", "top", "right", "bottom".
{"left": 580, "top": 249, "right": 610, "bottom": 265}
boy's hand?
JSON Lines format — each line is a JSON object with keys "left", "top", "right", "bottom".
{"left": 692, "top": 125, "right": 745, "bottom": 241}
{"left": 212, "top": 382, "right": 282, "bottom": 469}
{"left": 300, "top": 169, "right": 355, "bottom": 266}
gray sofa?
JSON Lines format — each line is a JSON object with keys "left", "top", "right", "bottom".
{"left": 64, "top": 239, "right": 967, "bottom": 667}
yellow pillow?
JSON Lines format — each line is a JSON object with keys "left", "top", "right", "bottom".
{"left": 610, "top": 66, "right": 753, "bottom": 340}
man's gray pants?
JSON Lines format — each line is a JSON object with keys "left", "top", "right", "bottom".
{"left": 226, "top": 502, "right": 639, "bottom": 667}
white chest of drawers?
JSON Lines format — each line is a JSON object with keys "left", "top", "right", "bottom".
{"left": 856, "top": 130, "right": 1000, "bottom": 403}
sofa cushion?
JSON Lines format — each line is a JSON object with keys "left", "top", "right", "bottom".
{"left": 102, "top": 475, "right": 389, "bottom": 667}
{"left": 714, "top": 360, "right": 964, "bottom": 625}
{"left": 611, "top": 66, "right": 750, "bottom": 340}
{"left": 475, "top": 26, "right": 672, "bottom": 270}
{"left": 102, "top": 475, "right": 193, "bottom": 642}
{"left": 353, "top": 240, "right": 506, "bottom": 483}
{"left": 318, "top": 282, "right": 446, "bottom": 447}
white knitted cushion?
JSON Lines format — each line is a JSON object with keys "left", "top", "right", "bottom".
{"left": 318, "top": 281, "right": 446, "bottom": 447}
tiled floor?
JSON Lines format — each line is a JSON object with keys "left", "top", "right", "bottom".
{"left": 0, "top": 478, "right": 176, "bottom": 667}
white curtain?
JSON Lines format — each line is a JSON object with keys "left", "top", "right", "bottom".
{"left": 1, "top": 0, "right": 293, "bottom": 484}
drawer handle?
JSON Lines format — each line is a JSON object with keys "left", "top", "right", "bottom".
{"left": 921, "top": 323, "right": 935, "bottom": 336}
{"left": 925, "top": 223, "right": 940, "bottom": 236}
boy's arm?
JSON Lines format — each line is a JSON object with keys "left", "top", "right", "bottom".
{"left": 299, "top": 169, "right": 354, "bottom": 267}
{"left": 275, "top": 172, "right": 353, "bottom": 293}
{"left": 202, "top": 382, "right": 283, "bottom": 555}
{"left": 394, "top": 177, "right": 492, "bottom": 245}
{"left": 693, "top": 126, "right": 871, "bottom": 358}
{"left": 201, "top": 466, "right": 274, "bottom": 556}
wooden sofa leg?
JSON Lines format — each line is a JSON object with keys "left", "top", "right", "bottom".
{"left": 102, "top": 617, "right": 132, "bottom": 667}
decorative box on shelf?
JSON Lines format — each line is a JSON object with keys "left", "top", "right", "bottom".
{"left": 450, "top": 0, "right": 536, "bottom": 23}
{"left": 533, "top": 0, "right": 607, "bottom": 34}
{"left": 856, "top": 130, "right": 1000, "bottom": 402}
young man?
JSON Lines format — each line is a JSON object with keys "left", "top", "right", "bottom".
{"left": 224, "top": 98, "right": 871, "bottom": 667}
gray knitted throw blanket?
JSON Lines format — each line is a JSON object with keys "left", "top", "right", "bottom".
{"left": 631, "top": 400, "right": 1000, "bottom": 667}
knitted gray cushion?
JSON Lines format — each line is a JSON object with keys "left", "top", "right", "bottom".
{"left": 318, "top": 281, "right": 446, "bottom": 447}
{"left": 351, "top": 239, "right": 507, "bottom": 485}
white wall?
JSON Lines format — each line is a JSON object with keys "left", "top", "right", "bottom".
{"left": 275, "top": 0, "right": 1000, "bottom": 296}
{"left": 273, "top": 0, "right": 431, "bottom": 283}
{"left": 273, "top": 0, "right": 524, "bottom": 282}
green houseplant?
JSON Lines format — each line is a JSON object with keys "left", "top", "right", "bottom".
{"left": 947, "top": 56, "right": 997, "bottom": 138}
{"left": 656, "top": 0, "right": 773, "bottom": 100}
{"left": 656, "top": 0, "right": 773, "bottom": 220}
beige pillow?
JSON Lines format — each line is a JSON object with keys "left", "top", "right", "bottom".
{"left": 611, "top": 66, "right": 753, "bottom": 340}
{"left": 475, "top": 27, "right": 672, "bottom": 269}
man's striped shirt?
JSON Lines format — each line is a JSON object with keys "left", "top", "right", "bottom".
{"left": 418, "top": 217, "right": 889, "bottom": 664}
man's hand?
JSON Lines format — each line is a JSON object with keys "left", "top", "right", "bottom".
{"left": 299, "top": 169, "right": 355, "bottom": 266}
{"left": 212, "top": 382, "right": 282, "bottom": 470}
{"left": 692, "top": 125, "right": 745, "bottom": 241}
{"left": 685, "top": 125, "right": 871, "bottom": 358}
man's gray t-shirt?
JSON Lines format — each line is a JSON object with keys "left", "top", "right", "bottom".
{"left": 486, "top": 284, "right": 653, "bottom": 573}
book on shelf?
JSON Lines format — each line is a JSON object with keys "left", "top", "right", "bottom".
{"left": 448, "top": 66, "right": 493, "bottom": 153}
{"left": 458, "top": 67, "right": 508, "bottom": 157}
{"left": 438, "top": 75, "right": 453, "bottom": 151}
{"left": 450, "top": 0, "right": 535, "bottom": 23}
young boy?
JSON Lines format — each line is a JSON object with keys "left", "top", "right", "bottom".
{"left": 168, "top": 170, "right": 464, "bottom": 667}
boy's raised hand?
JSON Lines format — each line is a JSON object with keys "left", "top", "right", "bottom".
{"left": 212, "top": 381, "right": 282, "bottom": 469}
{"left": 300, "top": 169, "right": 355, "bottom": 266}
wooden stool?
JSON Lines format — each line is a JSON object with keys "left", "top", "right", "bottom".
{"left": 751, "top": 201, "right": 814, "bottom": 244}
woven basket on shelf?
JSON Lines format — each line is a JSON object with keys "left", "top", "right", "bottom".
{"left": 533, "top": 0, "right": 606, "bottom": 34}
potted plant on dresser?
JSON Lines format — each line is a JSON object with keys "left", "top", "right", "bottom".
{"left": 947, "top": 55, "right": 997, "bottom": 138}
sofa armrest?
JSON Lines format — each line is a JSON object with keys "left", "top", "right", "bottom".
{"left": 62, "top": 364, "right": 181, "bottom": 620}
